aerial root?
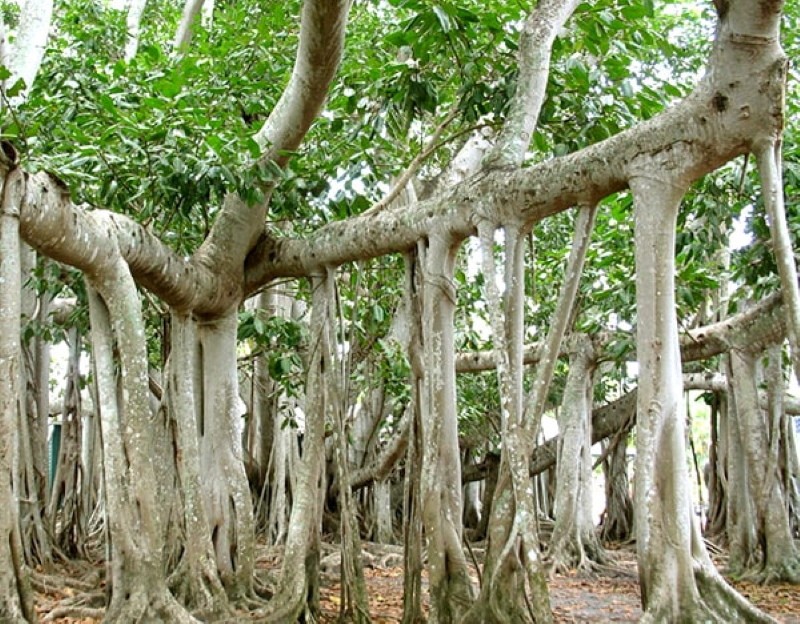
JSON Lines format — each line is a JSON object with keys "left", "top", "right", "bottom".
{"left": 30, "top": 569, "right": 102, "bottom": 593}
{"left": 42, "top": 606, "right": 105, "bottom": 622}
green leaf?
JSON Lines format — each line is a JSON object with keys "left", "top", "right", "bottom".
{"left": 6, "top": 78, "right": 26, "bottom": 97}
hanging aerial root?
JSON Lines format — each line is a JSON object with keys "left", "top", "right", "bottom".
{"left": 754, "top": 140, "right": 800, "bottom": 384}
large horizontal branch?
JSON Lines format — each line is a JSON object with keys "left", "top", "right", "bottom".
{"left": 16, "top": 11, "right": 786, "bottom": 324}
{"left": 462, "top": 389, "right": 638, "bottom": 483}
{"left": 244, "top": 25, "right": 785, "bottom": 291}
{"left": 21, "top": 0, "right": 353, "bottom": 319}
{"left": 461, "top": 379, "right": 800, "bottom": 484}
{"left": 454, "top": 292, "right": 787, "bottom": 374}
{"left": 18, "top": 172, "right": 224, "bottom": 314}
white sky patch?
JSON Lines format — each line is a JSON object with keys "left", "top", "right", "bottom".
{"left": 729, "top": 204, "right": 753, "bottom": 250}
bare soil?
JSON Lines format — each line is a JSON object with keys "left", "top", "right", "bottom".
{"left": 34, "top": 542, "right": 800, "bottom": 623}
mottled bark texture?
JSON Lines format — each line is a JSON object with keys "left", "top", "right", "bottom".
{"left": 0, "top": 159, "right": 35, "bottom": 623}
{"left": 414, "top": 234, "right": 475, "bottom": 623}
{"left": 632, "top": 173, "right": 772, "bottom": 622}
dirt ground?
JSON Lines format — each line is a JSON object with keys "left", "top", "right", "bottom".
{"left": 34, "top": 542, "right": 800, "bottom": 623}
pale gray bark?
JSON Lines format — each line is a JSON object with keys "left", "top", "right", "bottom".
{"left": 415, "top": 234, "right": 474, "bottom": 623}
{"left": 482, "top": 0, "right": 579, "bottom": 169}
{"left": 464, "top": 221, "right": 549, "bottom": 623}
{"left": 401, "top": 254, "right": 424, "bottom": 624}
{"left": 123, "top": 0, "right": 148, "bottom": 61}
{"left": 1, "top": 0, "right": 53, "bottom": 105}
{"left": 166, "top": 313, "right": 231, "bottom": 618}
{"left": 547, "top": 336, "right": 604, "bottom": 572}
{"left": 324, "top": 270, "right": 370, "bottom": 623}
{"left": 729, "top": 346, "right": 800, "bottom": 582}
{"left": 373, "top": 479, "right": 394, "bottom": 544}
{"left": 197, "top": 312, "right": 254, "bottom": 595}
{"left": 17, "top": 245, "right": 51, "bottom": 566}
{"left": 631, "top": 169, "right": 771, "bottom": 621}
{"left": 263, "top": 273, "right": 328, "bottom": 621}
{"left": 724, "top": 363, "right": 759, "bottom": 572}
{"left": 0, "top": 161, "right": 35, "bottom": 623}
{"left": 5, "top": 1, "right": 796, "bottom": 622}
{"left": 47, "top": 327, "right": 86, "bottom": 556}
{"left": 599, "top": 430, "right": 634, "bottom": 543}
{"left": 244, "top": 283, "right": 298, "bottom": 543}
{"left": 755, "top": 141, "right": 800, "bottom": 383}
{"left": 173, "top": 0, "right": 205, "bottom": 52}
{"left": 85, "top": 213, "right": 197, "bottom": 623}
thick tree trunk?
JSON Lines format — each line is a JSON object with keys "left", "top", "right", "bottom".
{"left": 729, "top": 347, "right": 800, "bottom": 582}
{"left": 547, "top": 336, "right": 605, "bottom": 572}
{"left": 85, "top": 213, "right": 196, "bottom": 623}
{"left": 166, "top": 313, "right": 231, "bottom": 619}
{"left": 197, "top": 312, "right": 255, "bottom": 597}
{"left": 415, "top": 234, "right": 475, "bottom": 623}
{"left": 0, "top": 164, "right": 35, "bottom": 623}
{"left": 632, "top": 176, "right": 772, "bottom": 622}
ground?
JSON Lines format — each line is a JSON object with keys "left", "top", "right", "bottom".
{"left": 32, "top": 542, "right": 800, "bottom": 623}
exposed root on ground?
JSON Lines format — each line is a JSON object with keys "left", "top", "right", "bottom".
{"left": 42, "top": 606, "right": 105, "bottom": 622}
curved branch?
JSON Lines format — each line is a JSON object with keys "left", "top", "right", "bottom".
{"left": 254, "top": 0, "right": 351, "bottom": 166}
{"left": 245, "top": 63, "right": 775, "bottom": 289}
{"left": 173, "top": 0, "right": 206, "bottom": 53}
{"left": 482, "top": 0, "right": 579, "bottom": 169}
{"left": 195, "top": 0, "right": 352, "bottom": 305}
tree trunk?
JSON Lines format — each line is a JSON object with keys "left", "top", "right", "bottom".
{"left": 632, "top": 175, "right": 772, "bottom": 622}
{"left": 47, "top": 327, "right": 86, "bottom": 557}
{"left": 414, "top": 234, "right": 475, "bottom": 623}
{"left": 402, "top": 253, "right": 425, "bottom": 624}
{"left": 197, "top": 312, "right": 255, "bottom": 597}
{"left": 85, "top": 213, "right": 197, "bottom": 623}
{"left": 729, "top": 346, "right": 800, "bottom": 582}
{"left": 600, "top": 430, "right": 633, "bottom": 544}
{"left": 724, "top": 359, "right": 759, "bottom": 575}
{"left": 0, "top": 163, "right": 35, "bottom": 623}
{"left": 18, "top": 245, "right": 51, "bottom": 567}
{"left": 548, "top": 335, "right": 605, "bottom": 572}
{"left": 464, "top": 222, "right": 550, "bottom": 624}
{"left": 263, "top": 274, "right": 329, "bottom": 622}
{"left": 705, "top": 393, "right": 727, "bottom": 541}
{"left": 165, "top": 313, "right": 231, "bottom": 619}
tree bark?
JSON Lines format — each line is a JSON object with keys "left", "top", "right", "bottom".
{"left": 85, "top": 212, "right": 197, "bottom": 623}
{"left": 196, "top": 312, "right": 255, "bottom": 597}
{"left": 729, "top": 346, "right": 800, "bottom": 582}
{"left": 263, "top": 274, "right": 328, "bottom": 622}
{"left": 631, "top": 173, "right": 772, "bottom": 622}
{"left": 415, "top": 234, "right": 475, "bottom": 623}
{"left": 547, "top": 335, "right": 605, "bottom": 572}
{"left": 0, "top": 159, "right": 35, "bottom": 623}
{"left": 165, "top": 313, "right": 231, "bottom": 619}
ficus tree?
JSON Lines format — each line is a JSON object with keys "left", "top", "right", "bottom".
{"left": 0, "top": 0, "right": 798, "bottom": 623}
